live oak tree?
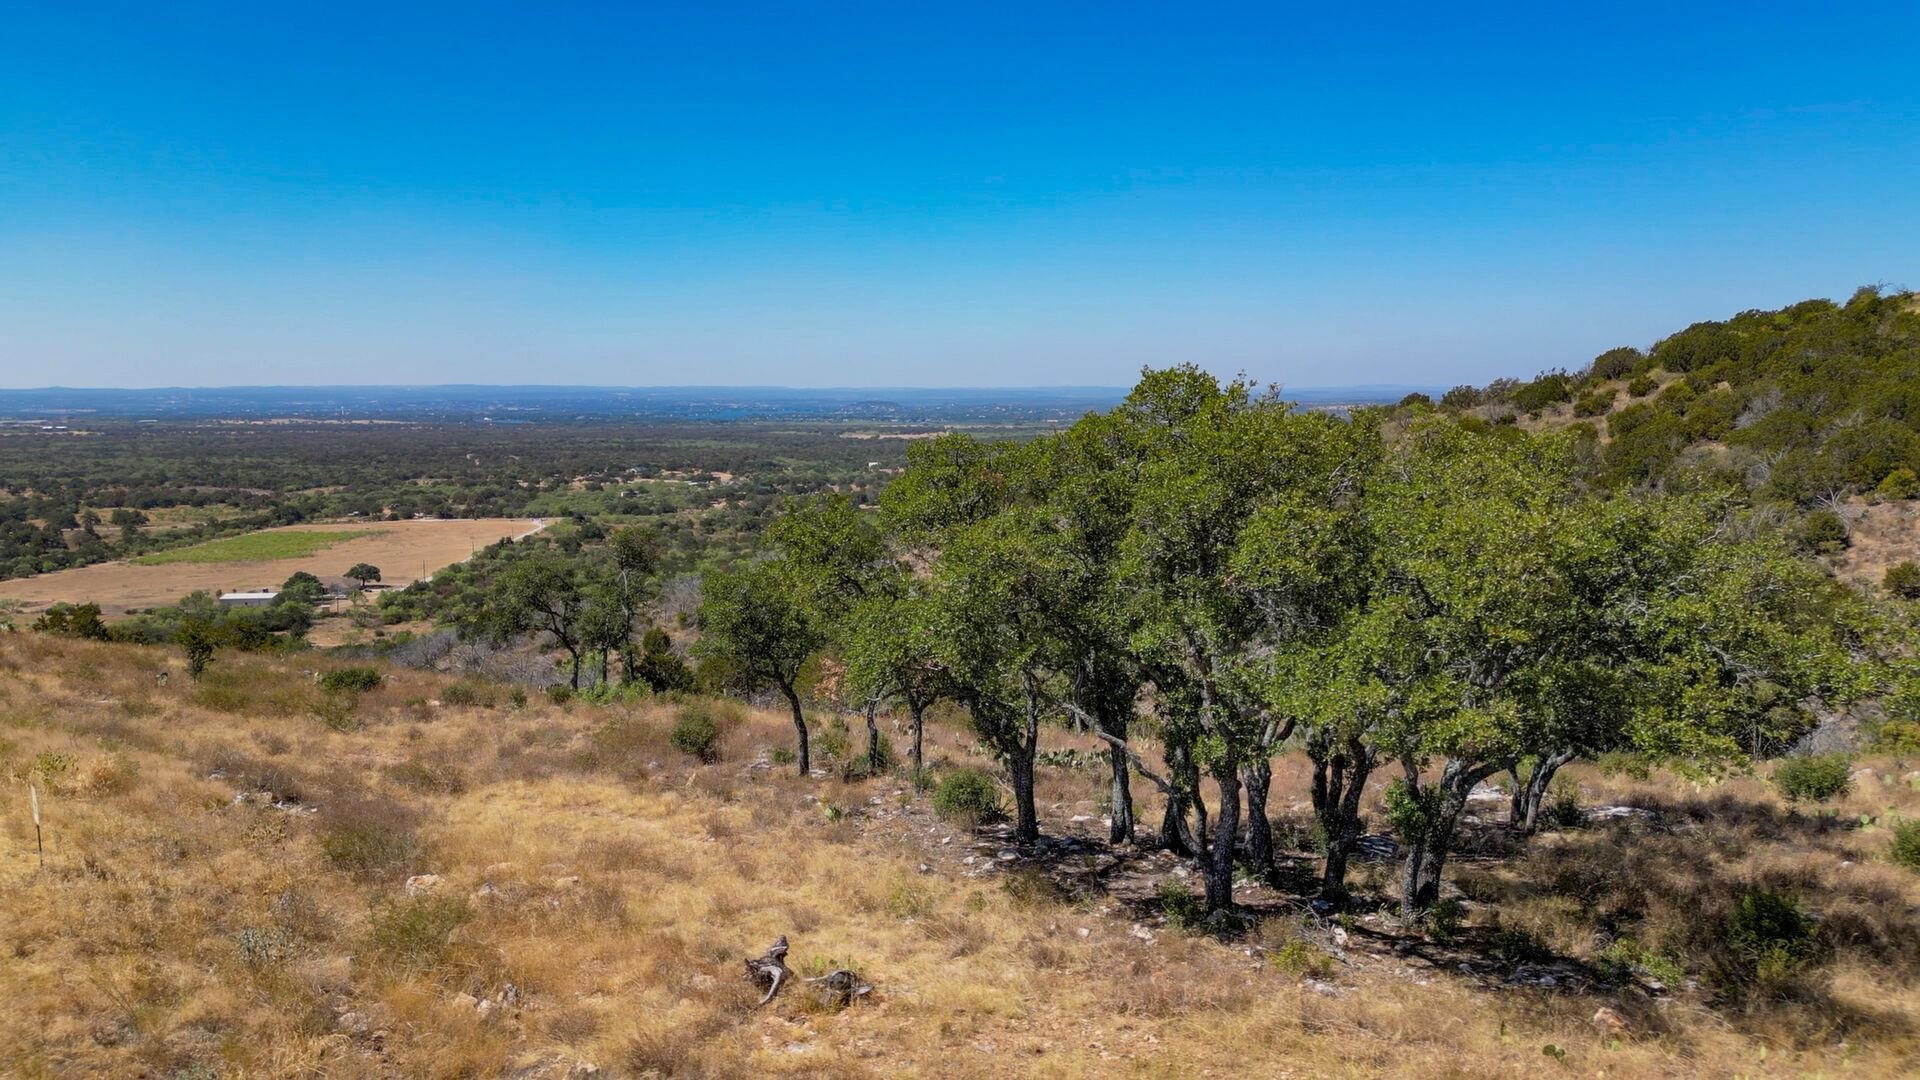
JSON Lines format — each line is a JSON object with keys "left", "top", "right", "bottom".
{"left": 474, "top": 550, "right": 590, "bottom": 689}
{"left": 695, "top": 561, "right": 826, "bottom": 777}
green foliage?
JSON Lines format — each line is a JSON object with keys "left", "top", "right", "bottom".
{"left": 930, "top": 768, "right": 1003, "bottom": 829}
{"left": 318, "top": 798, "right": 421, "bottom": 879}
{"left": 1626, "top": 373, "right": 1658, "bottom": 397}
{"left": 1798, "top": 510, "right": 1848, "bottom": 553}
{"left": 1876, "top": 467, "right": 1920, "bottom": 501}
{"left": 318, "top": 666, "right": 383, "bottom": 694}
{"left": 367, "top": 896, "right": 472, "bottom": 968}
{"left": 1157, "top": 879, "right": 1207, "bottom": 930}
{"left": 1511, "top": 372, "right": 1573, "bottom": 413}
{"left": 1589, "top": 346, "right": 1644, "bottom": 380}
{"left": 1884, "top": 561, "right": 1920, "bottom": 599}
{"left": 1572, "top": 390, "right": 1612, "bottom": 418}
{"left": 1888, "top": 819, "right": 1920, "bottom": 871}
{"left": 32, "top": 602, "right": 110, "bottom": 640}
{"left": 669, "top": 702, "right": 722, "bottom": 762}
{"left": 1714, "top": 889, "right": 1817, "bottom": 997}
{"left": 1771, "top": 753, "right": 1852, "bottom": 803}
{"left": 1269, "top": 939, "right": 1335, "bottom": 978}
{"left": 344, "top": 562, "right": 382, "bottom": 585}
{"left": 177, "top": 617, "right": 217, "bottom": 679}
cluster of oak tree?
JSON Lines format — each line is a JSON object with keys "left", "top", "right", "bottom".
{"left": 694, "top": 367, "right": 1862, "bottom": 922}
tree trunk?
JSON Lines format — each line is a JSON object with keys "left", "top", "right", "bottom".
{"left": 1107, "top": 730, "right": 1135, "bottom": 846}
{"left": 1399, "top": 759, "right": 1497, "bottom": 921}
{"left": 1509, "top": 747, "right": 1576, "bottom": 836}
{"left": 1242, "top": 758, "right": 1273, "bottom": 878}
{"left": 780, "top": 683, "right": 809, "bottom": 778}
{"left": 1310, "top": 733, "right": 1375, "bottom": 898}
{"left": 864, "top": 698, "right": 885, "bottom": 774}
{"left": 567, "top": 646, "right": 583, "bottom": 689}
{"left": 909, "top": 703, "right": 925, "bottom": 776}
{"left": 1158, "top": 742, "right": 1201, "bottom": 857}
{"left": 1009, "top": 741, "right": 1039, "bottom": 843}
{"left": 1203, "top": 761, "right": 1242, "bottom": 914}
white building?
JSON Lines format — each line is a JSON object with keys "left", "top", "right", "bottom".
{"left": 218, "top": 589, "right": 279, "bottom": 608}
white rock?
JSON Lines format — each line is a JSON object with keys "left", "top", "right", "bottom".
{"left": 405, "top": 874, "right": 443, "bottom": 897}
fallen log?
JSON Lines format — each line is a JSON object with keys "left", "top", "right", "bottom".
{"left": 743, "top": 936, "right": 791, "bottom": 1007}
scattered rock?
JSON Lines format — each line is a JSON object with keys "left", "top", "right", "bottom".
{"left": 451, "top": 992, "right": 480, "bottom": 1010}
{"left": 1354, "top": 835, "right": 1399, "bottom": 861}
{"left": 1130, "top": 924, "right": 1156, "bottom": 943}
{"left": 405, "top": 874, "right": 443, "bottom": 897}
{"left": 1591, "top": 1006, "right": 1630, "bottom": 1035}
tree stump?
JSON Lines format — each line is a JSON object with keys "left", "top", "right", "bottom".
{"left": 806, "top": 969, "right": 873, "bottom": 1008}
{"left": 742, "top": 936, "right": 791, "bottom": 1007}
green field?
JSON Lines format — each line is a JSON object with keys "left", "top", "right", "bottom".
{"left": 133, "top": 529, "right": 383, "bottom": 565}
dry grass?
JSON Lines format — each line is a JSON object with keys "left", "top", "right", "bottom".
{"left": 2, "top": 634, "right": 1918, "bottom": 1077}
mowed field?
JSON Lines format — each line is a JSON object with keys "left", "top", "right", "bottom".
{"left": 0, "top": 519, "right": 542, "bottom": 614}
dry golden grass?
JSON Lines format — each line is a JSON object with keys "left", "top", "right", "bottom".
{"left": 3, "top": 634, "right": 1919, "bottom": 1077}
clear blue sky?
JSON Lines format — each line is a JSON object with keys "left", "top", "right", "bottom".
{"left": 2, "top": 2, "right": 1915, "bottom": 389}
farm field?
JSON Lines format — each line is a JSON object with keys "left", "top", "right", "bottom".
{"left": 133, "top": 528, "right": 382, "bottom": 565}
{"left": 0, "top": 519, "right": 542, "bottom": 615}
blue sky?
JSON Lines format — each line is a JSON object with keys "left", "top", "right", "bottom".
{"left": 1, "top": 2, "right": 1915, "bottom": 389}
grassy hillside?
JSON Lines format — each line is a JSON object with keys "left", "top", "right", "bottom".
{"left": 4, "top": 636, "right": 1920, "bottom": 1077}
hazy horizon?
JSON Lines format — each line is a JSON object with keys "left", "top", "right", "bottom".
{"left": 3, "top": 5, "right": 1915, "bottom": 389}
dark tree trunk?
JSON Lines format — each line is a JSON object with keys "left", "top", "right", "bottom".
{"left": 1107, "top": 740, "right": 1135, "bottom": 845}
{"left": 1203, "top": 761, "right": 1242, "bottom": 914}
{"left": 1242, "top": 758, "right": 1273, "bottom": 877}
{"left": 566, "top": 646, "right": 583, "bottom": 689}
{"left": 1309, "top": 732, "right": 1375, "bottom": 898}
{"left": 909, "top": 702, "right": 925, "bottom": 776}
{"left": 1158, "top": 742, "right": 1202, "bottom": 857}
{"left": 1009, "top": 741, "right": 1039, "bottom": 843}
{"left": 864, "top": 698, "right": 885, "bottom": 774}
{"left": 1399, "top": 759, "right": 1499, "bottom": 921}
{"left": 1509, "top": 747, "right": 1576, "bottom": 835}
{"left": 780, "top": 683, "right": 809, "bottom": 777}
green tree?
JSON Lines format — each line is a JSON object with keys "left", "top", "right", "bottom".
{"left": 696, "top": 561, "right": 826, "bottom": 776}
{"left": 177, "top": 617, "right": 217, "bottom": 679}
{"left": 475, "top": 551, "right": 590, "bottom": 688}
{"left": 345, "top": 563, "right": 382, "bottom": 588}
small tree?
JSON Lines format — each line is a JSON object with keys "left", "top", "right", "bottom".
{"left": 695, "top": 562, "right": 825, "bottom": 776}
{"left": 177, "top": 617, "right": 217, "bottom": 679}
{"left": 345, "top": 563, "right": 382, "bottom": 588}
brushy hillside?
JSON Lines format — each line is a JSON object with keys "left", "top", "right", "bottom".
{"left": 5, "top": 636, "right": 1920, "bottom": 1077}
{"left": 1429, "top": 287, "right": 1920, "bottom": 503}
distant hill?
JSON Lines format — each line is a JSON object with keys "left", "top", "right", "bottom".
{"left": 1423, "top": 287, "right": 1920, "bottom": 506}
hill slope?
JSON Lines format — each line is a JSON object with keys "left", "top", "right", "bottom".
{"left": 4, "top": 637, "right": 1920, "bottom": 1077}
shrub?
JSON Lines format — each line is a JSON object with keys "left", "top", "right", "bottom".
{"left": 318, "top": 796, "right": 421, "bottom": 879}
{"left": 1157, "top": 879, "right": 1206, "bottom": 930}
{"left": 1270, "top": 939, "right": 1335, "bottom": 979}
{"left": 1798, "top": 510, "right": 1848, "bottom": 553}
{"left": 366, "top": 895, "right": 472, "bottom": 968}
{"left": 1890, "top": 819, "right": 1920, "bottom": 872}
{"left": 669, "top": 703, "right": 722, "bottom": 762}
{"left": 319, "top": 666, "right": 382, "bottom": 694}
{"left": 1714, "top": 889, "right": 1817, "bottom": 997}
{"left": 386, "top": 757, "right": 468, "bottom": 795}
{"left": 1884, "top": 561, "right": 1920, "bottom": 600}
{"left": 546, "top": 684, "right": 574, "bottom": 706}
{"left": 438, "top": 681, "right": 493, "bottom": 708}
{"left": 1573, "top": 390, "right": 1612, "bottom": 418}
{"left": 1541, "top": 775, "right": 1586, "bottom": 829}
{"left": 1627, "top": 374, "right": 1658, "bottom": 397}
{"left": 931, "top": 768, "right": 1003, "bottom": 829}
{"left": 1875, "top": 467, "right": 1920, "bottom": 501}
{"left": 1001, "top": 866, "right": 1067, "bottom": 908}
{"left": 1772, "top": 753, "right": 1852, "bottom": 803}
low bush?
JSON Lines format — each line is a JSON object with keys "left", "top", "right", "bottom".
{"left": 1626, "top": 373, "right": 1658, "bottom": 397}
{"left": 319, "top": 666, "right": 383, "bottom": 694}
{"left": 669, "top": 703, "right": 722, "bottom": 762}
{"left": 1772, "top": 753, "right": 1852, "bottom": 803}
{"left": 1712, "top": 889, "right": 1818, "bottom": 998}
{"left": 1884, "top": 561, "right": 1920, "bottom": 600}
{"left": 931, "top": 768, "right": 1003, "bottom": 829}
{"left": 318, "top": 795, "right": 422, "bottom": 880}
{"left": 366, "top": 895, "right": 472, "bottom": 968}
{"left": 1270, "top": 939, "right": 1335, "bottom": 979}
{"left": 438, "top": 681, "right": 494, "bottom": 708}
{"left": 1158, "top": 879, "right": 1207, "bottom": 930}
{"left": 1890, "top": 819, "right": 1920, "bottom": 871}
